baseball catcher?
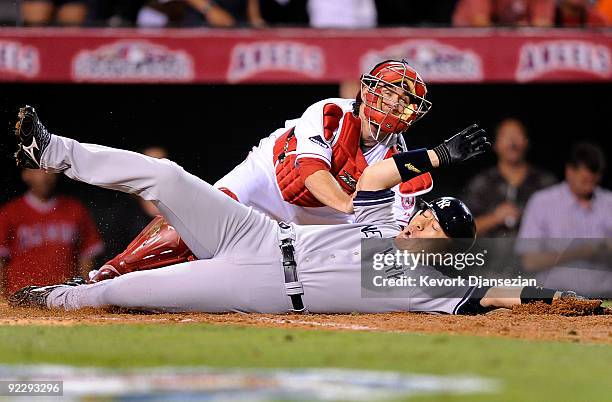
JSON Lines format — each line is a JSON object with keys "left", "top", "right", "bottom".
{"left": 88, "top": 59, "right": 440, "bottom": 282}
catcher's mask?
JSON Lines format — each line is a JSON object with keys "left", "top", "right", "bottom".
{"left": 360, "top": 59, "right": 432, "bottom": 141}
{"left": 409, "top": 197, "right": 476, "bottom": 251}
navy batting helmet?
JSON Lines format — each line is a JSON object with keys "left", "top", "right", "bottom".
{"left": 412, "top": 197, "right": 476, "bottom": 246}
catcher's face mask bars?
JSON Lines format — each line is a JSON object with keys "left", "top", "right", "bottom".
{"left": 361, "top": 73, "right": 431, "bottom": 143}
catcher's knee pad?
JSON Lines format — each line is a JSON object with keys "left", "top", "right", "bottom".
{"left": 88, "top": 215, "right": 195, "bottom": 283}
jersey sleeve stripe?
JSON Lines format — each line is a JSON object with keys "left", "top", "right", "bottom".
{"left": 354, "top": 189, "right": 395, "bottom": 201}
{"left": 353, "top": 198, "right": 395, "bottom": 207}
{"left": 295, "top": 153, "right": 331, "bottom": 166}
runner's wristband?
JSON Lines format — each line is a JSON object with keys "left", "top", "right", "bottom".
{"left": 520, "top": 286, "right": 556, "bottom": 304}
{"left": 392, "top": 148, "right": 434, "bottom": 182}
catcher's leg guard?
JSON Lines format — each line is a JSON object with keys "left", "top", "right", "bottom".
{"left": 88, "top": 215, "right": 195, "bottom": 283}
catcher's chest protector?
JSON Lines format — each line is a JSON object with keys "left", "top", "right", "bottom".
{"left": 273, "top": 104, "right": 370, "bottom": 207}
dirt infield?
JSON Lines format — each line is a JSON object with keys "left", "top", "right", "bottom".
{"left": 1, "top": 301, "right": 610, "bottom": 344}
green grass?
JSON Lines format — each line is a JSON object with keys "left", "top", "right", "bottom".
{"left": 0, "top": 324, "right": 610, "bottom": 402}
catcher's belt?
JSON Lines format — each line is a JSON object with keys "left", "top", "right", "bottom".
{"left": 278, "top": 222, "right": 306, "bottom": 313}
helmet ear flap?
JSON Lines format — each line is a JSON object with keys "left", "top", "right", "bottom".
{"left": 429, "top": 197, "right": 477, "bottom": 249}
{"left": 407, "top": 198, "right": 430, "bottom": 225}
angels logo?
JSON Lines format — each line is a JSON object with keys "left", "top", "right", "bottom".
{"left": 227, "top": 41, "right": 324, "bottom": 82}
{"left": 72, "top": 41, "right": 194, "bottom": 82}
{"left": 361, "top": 40, "right": 483, "bottom": 82}
{"left": 0, "top": 41, "right": 39, "bottom": 77}
{"left": 401, "top": 195, "right": 415, "bottom": 212}
{"left": 516, "top": 41, "right": 611, "bottom": 82}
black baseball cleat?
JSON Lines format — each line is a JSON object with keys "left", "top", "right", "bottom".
{"left": 8, "top": 277, "right": 86, "bottom": 308}
{"left": 14, "top": 105, "right": 52, "bottom": 169}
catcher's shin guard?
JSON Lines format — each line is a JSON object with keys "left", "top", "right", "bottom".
{"left": 88, "top": 216, "right": 196, "bottom": 283}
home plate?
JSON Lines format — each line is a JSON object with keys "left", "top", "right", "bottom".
{"left": 0, "top": 365, "right": 499, "bottom": 401}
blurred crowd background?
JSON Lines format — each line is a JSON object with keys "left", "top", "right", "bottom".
{"left": 0, "top": 0, "right": 610, "bottom": 297}
{"left": 0, "top": 0, "right": 610, "bottom": 28}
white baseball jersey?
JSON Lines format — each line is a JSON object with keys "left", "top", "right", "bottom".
{"left": 41, "top": 135, "right": 472, "bottom": 314}
{"left": 215, "top": 97, "right": 431, "bottom": 226}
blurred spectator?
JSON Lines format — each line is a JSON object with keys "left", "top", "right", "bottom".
{"left": 309, "top": 0, "right": 377, "bottom": 97}
{"left": 554, "top": 0, "right": 609, "bottom": 27}
{"left": 597, "top": 0, "right": 612, "bottom": 22}
{"left": 20, "top": 0, "right": 88, "bottom": 26}
{"left": 307, "top": 0, "right": 377, "bottom": 28}
{"left": 0, "top": 169, "right": 103, "bottom": 296}
{"left": 453, "top": 0, "right": 555, "bottom": 27}
{"left": 464, "top": 118, "right": 556, "bottom": 237}
{"left": 0, "top": 0, "right": 18, "bottom": 25}
{"left": 89, "top": 0, "right": 145, "bottom": 27}
{"left": 259, "top": 0, "right": 308, "bottom": 26}
{"left": 376, "top": 0, "right": 458, "bottom": 26}
{"left": 517, "top": 143, "right": 612, "bottom": 297}
{"left": 137, "top": 0, "right": 265, "bottom": 27}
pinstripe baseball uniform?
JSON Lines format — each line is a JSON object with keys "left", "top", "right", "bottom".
{"left": 42, "top": 135, "right": 472, "bottom": 314}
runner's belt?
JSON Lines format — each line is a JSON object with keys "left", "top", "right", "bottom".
{"left": 278, "top": 222, "right": 306, "bottom": 313}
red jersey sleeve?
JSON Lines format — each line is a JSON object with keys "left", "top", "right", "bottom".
{"left": 297, "top": 158, "right": 330, "bottom": 182}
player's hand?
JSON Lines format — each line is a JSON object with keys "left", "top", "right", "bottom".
{"left": 433, "top": 124, "right": 490, "bottom": 166}
{"left": 344, "top": 192, "right": 356, "bottom": 214}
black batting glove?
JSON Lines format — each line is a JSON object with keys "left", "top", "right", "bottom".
{"left": 433, "top": 124, "right": 490, "bottom": 167}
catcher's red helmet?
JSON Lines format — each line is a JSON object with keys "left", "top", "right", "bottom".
{"left": 361, "top": 60, "right": 431, "bottom": 139}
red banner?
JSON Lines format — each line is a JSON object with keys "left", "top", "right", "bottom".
{"left": 0, "top": 27, "right": 611, "bottom": 84}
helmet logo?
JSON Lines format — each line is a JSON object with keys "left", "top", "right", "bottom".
{"left": 435, "top": 199, "right": 451, "bottom": 209}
